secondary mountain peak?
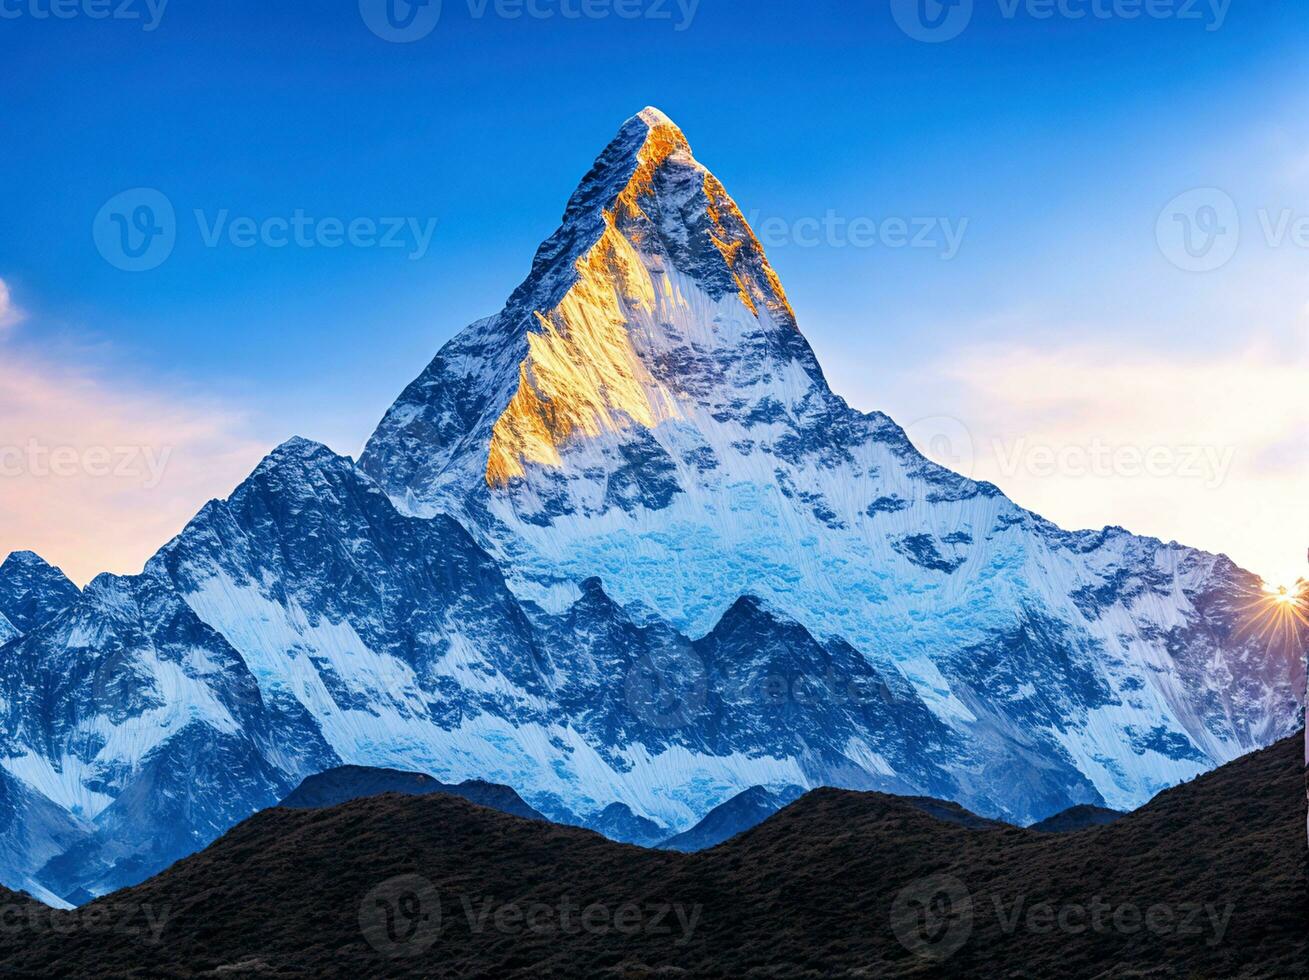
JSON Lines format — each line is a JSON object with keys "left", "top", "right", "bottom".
{"left": 0, "top": 550, "right": 80, "bottom": 635}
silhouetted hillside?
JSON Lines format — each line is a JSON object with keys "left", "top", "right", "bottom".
{"left": 0, "top": 734, "right": 1301, "bottom": 978}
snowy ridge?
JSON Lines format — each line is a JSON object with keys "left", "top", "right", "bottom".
{"left": 0, "top": 439, "right": 979, "bottom": 900}
{"left": 0, "top": 551, "right": 80, "bottom": 636}
{"left": 0, "top": 108, "right": 1302, "bottom": 904}
{"left": 362, "top": 107, "right": 1305, "bottom": 813}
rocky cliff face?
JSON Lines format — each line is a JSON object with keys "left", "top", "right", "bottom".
{"left": 361, "top": 107, "right": 1305, "bottom": 812}
{"left": 0, "top": 440, "right": 980, "bottom": 900}
{"left": 0, "top": 551, "right": 80, "bottom": 636}
{"left": 0, "top": 108, "right": 1302, "bottom": 904}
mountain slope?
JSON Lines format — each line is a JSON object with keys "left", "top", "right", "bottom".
{"left": 0, "top": 551, "right": 80, "bottom": 635}
{"left": 279, "top": 765, "right": 546, "bottom": 822}
{"left": 1029, "top": 803, "right": 1124, "bottom": 832}
{"left": 657, "top": 783, "right": 803, "bottom": 851}
{"left": 0, "top": 440, "right": 972, "bottom": 899}
{"left": 0, "top": 107, "right": 1301, "bottom": 904}
{"left": 2, "top": 732, "right": 1299, "bottom": 978}
{"left": 362, "top": 107, "right": 1305, "bottom": 815}
{"left": 583, "top": 802, "right": 669, "bottom": 846}
{"left": 0, "top": 767, "right": 88, "bottom": 906}
{"left": 0, "top": 563, "right": 335, "bottom": 900}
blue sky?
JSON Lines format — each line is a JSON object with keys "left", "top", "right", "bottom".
{"left": 0, "top": 0, "right": 1305, "bottom": 585}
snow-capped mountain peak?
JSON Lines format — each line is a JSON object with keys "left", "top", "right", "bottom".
{"left": 0, "top": 109, "right": 1301, "bottom": 906}
{"left": 0, "top": 550, "right": 81, "bottom": 636}
{"left": 362, "top": 107, "right": 1304, "bottom": 821}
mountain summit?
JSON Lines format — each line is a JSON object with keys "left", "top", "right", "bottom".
{"left": 362, "top": 108, "right": 1304, "bottom": 814}
{"left": 0, "top": 551, "right": 80, "bottom": 635}
{"left": 365, "top": 105, "right": 818, "bottom": 505}
{"left": 0, "top": 110, "right": 1301, "bottom": 904}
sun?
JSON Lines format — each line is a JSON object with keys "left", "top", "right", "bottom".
{"left": 1262, "top": 582, "right": 1303, "bottom": 607}
{"left": 1235, "top": 580, "right": 1309, "bottom": 653}
{"left": 1269, "top": 586, "right": 1295, "bottom": 606}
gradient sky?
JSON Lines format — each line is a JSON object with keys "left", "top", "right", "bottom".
{"left": 0, "top": 0, "right": 1305, "bottom": 587}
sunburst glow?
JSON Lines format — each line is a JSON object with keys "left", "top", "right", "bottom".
{"left": 1237, "top": 580, "right": 1309, "bottom": 656}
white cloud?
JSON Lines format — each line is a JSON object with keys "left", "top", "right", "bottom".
{"left": 0, "top": 279, "right": 269, "bottom": 585}
{"left": 886, "top": 338, "right": 1307, "bottom": 589}
{"left": 0, "top": 278, "right": 23, "bottom": 332}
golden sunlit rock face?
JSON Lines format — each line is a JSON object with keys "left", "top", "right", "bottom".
{"left": 704, "top": 174, "right": 797, "bottom": 324}
{"left": 485, "top": 113, "right": 792, "bottom": 487}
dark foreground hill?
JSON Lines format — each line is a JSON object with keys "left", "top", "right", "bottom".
{"left": 0, "top": 734, "right": 1302, "bottom": 979}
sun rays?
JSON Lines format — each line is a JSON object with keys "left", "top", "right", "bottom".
{"left": 1234, "top": 579, "right": 1309, "bottom": 655}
